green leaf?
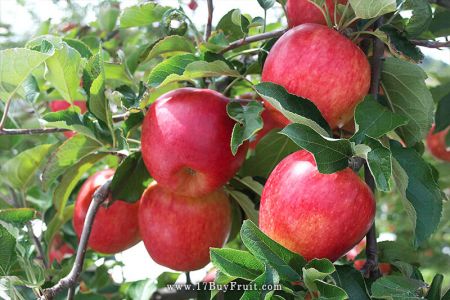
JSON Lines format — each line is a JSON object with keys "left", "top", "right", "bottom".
{"left": 122, "top": 279, "right": 157, "bottom": 300}
{"left": 44, "top": 205, "right": 74, "bottom": 246}
{"left": 0, "top": 48, "right": 51, "bottom": 101}
{"left": 41, "top": 135, "right": 102, "bottom": 191}
{"left": 87, "top": 53, "right": 111, "bottom": 125}
{"left": 352, "top": 95, "right": 408, "bottom": 144}
{"left": 63, "top": 38, "right": 93, "bottom": 58}
{"left": 348, "top": 0, "right": 396, "bottom": 19}
{"left": 98, "top": 3, "right": 120, "bottom": 32}
{"left": 216, "top": 9, "right": 250, "bottom": 40}
{"left": 241, "top": 130, "right": 299, "bottom": 178}
{"left": 142, "top": 35, "right": 195, "bottom": 63}
{"left": 390, "top": 141, "right": 443, "bottom": 246}
{"left": 428, "top": 8, "right": 450, "bottom": 38}
{"left": 240, "top": 265, "right": 280, "bottom": 300}
{"left": 240, "top": 220, "right": 305, "bottom": 282}
{"left": 403, "top": 0, "right": 432, "bottom": 37}
{"left": 254, "top": 82, "right": 330, "bottom": 136}
{"left": 104, "top": 62, "right": 134, "bottom": 87}
{"left": 280, "top": 124, "right": 353, "bottom": 173}
{"left": 371, "top": 276, "right": 426, "bottom": 299}
{"left": 303, "top": 259, "right": 335, "bottom": 292}
{"left": 364, "top": 138, "right": 393, "bottom": 192}
{"left": 233, "top": 176, "right": 264, "bottom": 196}
{"left": 378, "top": 25, "right": 424, "bottom": 63}
{"left": 119, "top": 2, "right": 169, "bottom": 28}
{"left": 381, "top": 57, "right": 434, "bottom": 146}
{"left": 426, "top": 274, "right": 443, "bottom": 300}
{"left": 110, "top": 152, "right": 151, "bottom": 203}
{"left": 210, "top": 248, "right": 264, "bottom": 281}
{"left": 45, "top": 43, "right": 83, "bottom": 103}
{"left": 2, "top": 144, "right": 53, "bottom": 190}
{"left": 332, "top": 265, "right": 370, "bottom": 300}
{"left": 0, "top": 209, "right": 36, "bottom": 224}
{"left": 0, "top": 224, "right": 17, "bottom": 276}
{"left": 257, "top": 0, "right": 276, "bottom": 9}
{"left": 147, "top": 54, "right": 198, "bottom": 87}
{"left": 435, "top": 93, "right": 450, "bottom": 132}
{"left": 315, "top": 280, "right": 348, "bottom": 299}
{"left": 227, "top": 101, "right": 264, "bottom": 155}
{"left": 228, "top": 190, "right": 259, "bottom": 224}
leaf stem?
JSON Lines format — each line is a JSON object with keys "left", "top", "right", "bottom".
{"left": 205, "top": 0, "right": 214, "bottom": 41}
{"left": 0, "top": 97, "right": 13, "bottom": 130}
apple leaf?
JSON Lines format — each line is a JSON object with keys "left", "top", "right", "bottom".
{"left": 254, "top": 82, "right": 330, "bottom": 136}
{"left": 371, "top": 276, "right": 426, "bottom": 299}
{"left": 123, "top": 279, "right": 157, "bottom": 300}
{"left": 41, "top": 134, "right": 103, "bottom": 191}
{"left": 390, "top": 141, "right": 443, "bottom": 246}
{"left": 435, "top": 93, "right": 450, "bottom": 132}
{"left": 348, "top": 0, "right": 396, "bottom": 19}
{"left": 228, "top": 190, "right": 259, "bottom": 224}
{"left": 98, "top": 2, "right": 120, "bottom": 32}
{"left": 210, "top": 248, "right": 264, "bottom": 281}
{"left": 147, "top": 54, "right": 198, "bottom": 87}
{"left": 303, "top": 259, "right": 335, "bottom": 292}
{"left": 142, "top": 35, "right": 195, "bottom": 63}
{"left": 427, "top": 274, "right": 444, "bottom": 300}
{"left": 0, "top": 48, "right": 51, "bottom": 102}
{"left": 2, "top": 144, "right": 53, "bottom": 190}
{"left": 377, "top": 25, "right": 424, "bottom": 63}
{"left": 110, "top": 152, "right": 152, "bottom": 203}
{"left": 104, "top": 62, "right": 134, "bottom": 87}
{"left": 119, "top": 2, "right": 169, "bottom": 28}
{"left": 381, "top": 57, "right": 434, "bottom": 146}
{"left": 315, "top": 280, "right": 348, "bottom": 299}
{"left": 352, "top": 95, "right": 408, "bottom": 144}
{"left": 0, "top": 209, "right": 36, "bottom": 225}
{"left": 332, "top": 266, "right": 371, "bottom": 300}
{"left": 403, "top": 0, "right": 432, "bottom": 37}
{"left": 233, "top": 176, "right": 264, "bottom": 196}
{"left": 227, "top": 100, "right": 264, "bottom": 155}
{"left": 240, "top": 265, "right": 280, "bottom": 300}
{"left": 280, "top": 123, "right": 353, "bottom": 174}
{"left": 217, "top": 9, "right": 250, "bottom": 40}
{"left": 63, "top": 38, "right": 92, "bottom": 58}
{"left": 241, "top": 130, "right": 299, "bottom": 178}
{"left": 0, "top": 224, "right": 17, "bottom": 276}
{"left": 44, "top": 205, "right": 74, "bottom": 246}
{"left": 257, "top": 0, "right": 276, "bottom": 9}
{"left": 240, "top": 220, "right": 305, "bottom": 282}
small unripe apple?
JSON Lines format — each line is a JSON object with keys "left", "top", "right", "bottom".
{"left": 260, "top": 150, "right": 375, "bottom": 261}
{"left": 50, "top": 100, "right": 87, "bottom": 138}
{"left": 73, "top": 169, "right": 141, "bottom": 254}
{"left": 426, "top": 125, "right": 450, "bottom": 162}
{"left": 141, "top": 88, "right": 248, "bottom": 197}
{"left": 49, "top": 234, "right": 75, "bottom": 264}
{"left": 286, "top": 0, "right": 347, "bottom": 27}
{"left": 139, "top": 183, "right": 231, "bottom": 271}
{"left": 262, "top": 24, "right": 370, "bottom": 129}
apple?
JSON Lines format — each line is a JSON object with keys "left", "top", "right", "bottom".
{"left": 139, "top": 183, "right": 231, "bottom": 271}
{"left": 262, "top": 24, "right": 370, "bottom": 129}
{"left": 345, "top": 238, "right": 366, "bottom": 261}
{"left": 50, "top": 100, "right": 87, "bottom": 138}
{"left": 354, "top": 260, "right": 392, "bottom": 275}
{"left": 73, "top": 169, "right": 141, "bottom": 254}
{"left": 188, "top": 0, "right": 198, "bottom": 10}
{"left": 49, "top": 234, "right": 75, "bottom": 264}
{"left": 141, "top": 88, "right": 248, "bottom": 197}
{"left": 426, "top": 125, "right": 450, "bottom": 162}
{"left": 259, "top": 150, "right": 375, "bottom": 261}
{"left": 286, "top": 0, "right": 347, "bottom": 27}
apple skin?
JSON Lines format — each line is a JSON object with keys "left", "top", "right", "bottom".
{"left": 262, "top": 24, "right": 370, "bottom": 129}
{"left": 139, "top": 183, "right": 231, "bottom": 271}
{"left": 141, "top": 88, "right": 248, "bottom": 197}
{"left": 49, "top": 234, "right": 75, "bottom": 264}
{"left": 50, "top": 100, "right": 87, "bottom": 138}
{"left": 259, "top": 150, "right": 375, "bottom": 261}
{"left": 73, "top": 169, "right": 141, "bottom": 254}
{"left": 426, "top": 125, "right": 450, "bottom": 162}
{"left": 286, "top": 0, "right": 347, "bottom": 27}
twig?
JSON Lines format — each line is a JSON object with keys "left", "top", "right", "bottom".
{"left": 411, "top": 39, "right": 450, "bottom": 48}
{"left": 348, "top": 157, "right": 365, "bottom": 172}
{"left": 0, "top": 97, "right": 13, "bottom": 130}
{"left": 27, "top": 223, "right": 49, "bottom": 269}
{"left": 369, "top": 19, "right": 385, "bottom": 98}
{"left": 220, "top": 29, "right": 287, "bottom": 54}
{"left": 205, "top": 0, "right": 213, "bottom": 41}
{"left": 40, "top": 180, "right": 112, "bottom": 300}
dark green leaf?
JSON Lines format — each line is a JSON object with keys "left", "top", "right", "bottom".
{"left": 315, "top": 280, "right": 348, "bottom": 299}
{"left": 0, "top": 209, "right": 36, "bottom": 224}
{"left": 435, "top": 93, "right": 450, "bottom": 132}
{"left": 426, "top": 274, "right": 443, "bottom": 300}
{"left": 403, "top": 0, "right": 432, "bottom": 37}
{"left": 147, "top": 54, "right": 198, "bottom": 87}
{"left": 257, "top": 0, "right": 276, "bottom": 9}
{"left": 428, "top": 8, "right": 450, "bottom": 38}
{"left": 240, "top": 265, "right": 280, "bottom": 300}
{"left": 379, "top": 25, "right": 424, "bottom": 63}
{"left": 364, "top": 137, "right": 393, "bottom": 192}
{"left": 216, "top": 9, "right": 250, "bottom": 40}
{"left": 303, "top": 259, "right": 335, "bottom": 291}
{"left": 0, "top": 224, "right": 17, "bottom": 276}
{"left": 371, "top": 276, "right": 426, "bottom": 299}
{"left": 210, "top": 248, "right": 264, "bottom": 281}
{"left": 332, "top": 265, "right": 370, "bottom": 300}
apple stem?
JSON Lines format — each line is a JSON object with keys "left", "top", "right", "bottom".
{"left": 40, "top": 180, "right": 112, "bottom": 300}
{"left": 205, "top": 0, "right": 214, "bottom": 41}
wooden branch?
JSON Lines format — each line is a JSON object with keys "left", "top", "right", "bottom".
{"left": 411, "top": 39, "right": 450, "bottom": 48}
{"left": 40, "top": 180, "right": 112, "bottom": 300}
{"left": 220, "top": 29, "right": 287, "bottom": 54}
{"left": 205, "top": 0, "right": 214, "bottom": 41}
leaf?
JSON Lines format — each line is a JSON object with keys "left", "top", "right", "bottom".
{"left": 303, "top": 259, "right": 335, "bottom": 291}
{"left": 332, "top": 265, "right": 370, "bottom": 300}
{"left": 390, "top": 141, "right": 443, "bottom": 246}
{"left": 45, "top": 43, "right": 83, "bottom": 103}
{"left": 240, "top": 220, "right": 305, "bottom": 281}
{"left": 257, "top": 0, "right": 276, "bottom": 10}
{"left": 63, "top": 38, "right": 92, "bottom": 58}
{"left": 119, "top": 2, "right": 169, "bottom": 28}
{"left": 435, "top": 93, "right": 450, "bottom": 132}
{"left": 0, "top": 209, "right": 36, "bottom": 224}
{"left": 104, "top": 62, "right": 134, "bottom": 87}
{"left": 315, "top": 280, "right": 348, "bottom": 299}
{"left": 147, "top": 54, "right": 198, "bottom": 87}
{"left": 0, "top": 48, "right": 51, "bottom": 101}
{"left": 233, "top": 176, "right": 264, "bottom": 196}
{"left": 428, "top": 8, "right": 450, "bottom": 38}
{"left": 348, "top": 0, "right": 396, "bottom": 19}
{"left": 44, "top": 205, "right": 74, "bottom": 246}
{"left": 403, "top": 0, "right": 432, "bottom": 37}
{"left": 280, "top": 124, "right": 353, "bottom": 173}
{"left": 364, "top": 138, "right": 393, "bottom": 192}
{"left": 87, "top": 53, "right": 111, "bottom": 125}
{"left": 381, "top": 57, "right": 434, "bottom": 146}
{"left": 227, "top": 101, "right": 264, "bottom": 155}
{"left": 123, "top": 279, "right": 157, "bottom": 300}
{"left": 41, "top": 135, "right": 102, "bottom": 191}
{"left": 110, "top": 152, "right": 151, "bottom": 203}
{"left": 240, "top": 265, "right": 280, "bottom": 300}
{"left": 98, "top": 3, "right": 120, "bottom": 32}
{"left": 2, "top": 144, "right": 53, "bottom": 190}
{"left": 254, "top": 82, "right": 330, "bottom": 136}
{"left": 216, "top": 9, "right": 249, "bottom": 40}
{"left": 378, "top": 25, "right": 424, "bottom": 63}
{"left": 352, "top": 95, "right": 408, "bottom": 144}
{"left": 371, "top": 276, "right": 426, "bottom": 299}
{"left": 142, "top": 35, "right": 195, "bottom": 63}
{"left": 426, "top": 274, "right": 443, "bottom": 300}
{"left": 228, "top": 190, "right": 259, "bottom": 224}
{"left": 0, "top": 224, "right": 17, "bottom": 276}
{"left": 210, "top": 248, "right": 264, "bottom": 281}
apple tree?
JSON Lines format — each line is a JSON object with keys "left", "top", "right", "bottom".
{"left": 0, "top": 0, "right": 449, "bottom": 299}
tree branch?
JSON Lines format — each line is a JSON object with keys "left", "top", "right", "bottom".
{"left": 40, "top": 180, "right": 112, "bottom": 300}
{"left": 205, "top": 0, "right": 214, "bottom": 41}
{"left": 411, "top": 39, "right": 450, "bottom": 48}
{"left": 219, "top": 29, "right": 287, "bottom": 54}
{"left": 429, "top": 0, "right": 450, "bottom": 9}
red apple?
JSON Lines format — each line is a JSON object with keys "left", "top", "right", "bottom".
{"left": 426, "top": 125, "right": 450, "bottom": 162}
{"left": 139, "top": 183, "right": 231, "bottom": 271}
{"left": 259, "top": 150, "right": 375, "bottom": 261}
{"left": 354, "top": 260, "right": 392, "bottom": 275}
{"left": 49, "top": 234, "right": 75, "bottom": 264}
{"left": 141, "top": 88, "right": 248, "bottom": 197}
{"left": 73, "top": 169, "right": 141, "bottom": 254}
{"left": 286, "top": 0, "right": 347, "bottom": 27}
{"left": 188, "top": 0, "right": 198, "bottom": 10}
{"left": 50, "top": 100, "right": 87, "bottom": 138}
{"left": 262, "top": 24, "right": 370, "bottom": 129}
